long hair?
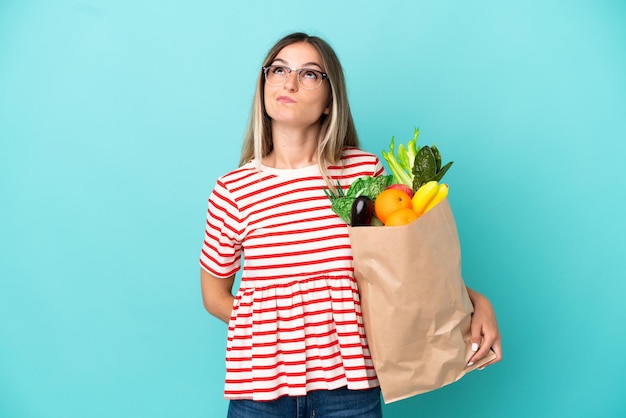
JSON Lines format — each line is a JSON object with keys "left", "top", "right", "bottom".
{"left": 239, "top": 32, "right": 358, "bottom": 184}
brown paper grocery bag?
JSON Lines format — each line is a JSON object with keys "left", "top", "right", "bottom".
{"left": 348, "top": 198, "right": 496, "bottom": 403}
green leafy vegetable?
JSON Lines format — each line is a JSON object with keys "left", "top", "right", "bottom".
{"left": 324, "top": 175, "right": 394, "bottom": 223}
{"left": 412, "top": 145, "right": 454, "bottom": 190}
{"left": 347, "top": 175, "right": 394, "bottom": 198}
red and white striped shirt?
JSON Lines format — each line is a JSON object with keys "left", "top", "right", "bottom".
{"left": 200, "top": 147, "right": 384, "bottom": 401}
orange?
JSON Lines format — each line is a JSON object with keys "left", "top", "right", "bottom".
{"left": 384, "top": 208, "right": 419, "bottom": 226}
{"left": 374, "top": 188, "right": 412, "bottom": 223}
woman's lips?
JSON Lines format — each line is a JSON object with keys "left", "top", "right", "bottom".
{"left": 277, "top": 95, "right": 295, "bottom": 104}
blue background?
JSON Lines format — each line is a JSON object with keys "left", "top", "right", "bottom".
{"left": 1, "top": 1, "right": 625, "bottom": 417}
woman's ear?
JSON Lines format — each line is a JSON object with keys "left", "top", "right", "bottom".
{"left": 323, "top": 95, "right": 332, "bottom": 115}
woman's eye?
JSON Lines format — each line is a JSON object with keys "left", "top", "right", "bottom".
{"left": 302, "top": 70, "right": 319, "bottom": 80}
{"left": 272, "top": 66, "right": 287, "bottom": 75}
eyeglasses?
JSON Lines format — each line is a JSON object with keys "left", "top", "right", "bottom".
{"left": 262, "top": 65, "right": 328, "bottom": 90}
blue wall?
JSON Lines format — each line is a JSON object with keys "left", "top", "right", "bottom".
{"left": 1, "top": 1, "right": 625, "bottom": 417}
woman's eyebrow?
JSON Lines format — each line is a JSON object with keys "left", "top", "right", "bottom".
{"left": 302, "top": 61, "right": 323, "bottom": 70}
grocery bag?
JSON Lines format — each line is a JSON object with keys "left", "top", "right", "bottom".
{"left": 348, "top": 197, "right": 496, "bottom": 403}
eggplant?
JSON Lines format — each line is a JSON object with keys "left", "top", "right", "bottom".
{"left": 350, "top": 196, "right": 373, "bottom": 227}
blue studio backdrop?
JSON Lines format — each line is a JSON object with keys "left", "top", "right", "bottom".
{"left": 1, "top": 1, "right": 625, "bottom": 417}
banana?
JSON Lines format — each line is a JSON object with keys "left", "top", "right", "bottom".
{"left": 423, "top": 183, "right": 449, "bottom": 214}
{"left": 411, "top": 180, "right": 440, "bottom": 216}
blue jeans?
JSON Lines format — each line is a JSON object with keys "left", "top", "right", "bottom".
{"left": 227, "top": 386, "right": 382, "bottom": 418}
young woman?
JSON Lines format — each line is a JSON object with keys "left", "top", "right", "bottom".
{"left": 200, "top": 32, "right": 502, "bottom": 418}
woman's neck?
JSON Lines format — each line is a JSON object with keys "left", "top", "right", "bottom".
{"left": 263, "top": 124, "right": 320, "bottom": 169}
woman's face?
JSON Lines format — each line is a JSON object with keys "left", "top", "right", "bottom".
{"left": 263, "top": 42, "right": 331, "bottom": 130}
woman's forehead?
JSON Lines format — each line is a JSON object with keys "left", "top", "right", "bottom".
{"left": 274, "top": 42, "right": 323, "bottom": 69}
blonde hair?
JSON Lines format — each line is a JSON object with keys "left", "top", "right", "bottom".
{"left": 239, "top": 32, "right": 358, "bottom": 185}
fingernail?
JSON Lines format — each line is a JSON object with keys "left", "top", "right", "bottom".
{"left": 467, "top": 361, "right": 474, "bottom": 367}
{"left": 471, "top": 343, "right": 479, "bottom": 352}
{"left": 478, "top": 366, "right": 485, "bottom": 370}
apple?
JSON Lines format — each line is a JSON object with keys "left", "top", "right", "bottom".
{"left": 385, "top": 183, "right": 414, "bottom": 199}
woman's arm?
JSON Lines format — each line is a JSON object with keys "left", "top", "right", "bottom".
{"left": 200, "top": 268, "right": 235, "bottom": 324}
{"left": 466, "top": 287, "right": 502, "bottom": 367}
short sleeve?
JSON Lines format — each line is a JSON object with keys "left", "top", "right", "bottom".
{"left": 373, "top": 157, "right": 386, "bottom": 177}
{"left": 199, "top": 179, "right": 242, "bottom": 278}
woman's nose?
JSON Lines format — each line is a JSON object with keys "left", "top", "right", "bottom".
{"left": 283, "top": 70, "right": 298, "bottom": 91}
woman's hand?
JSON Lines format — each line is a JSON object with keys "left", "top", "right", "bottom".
{"left": 466, "top": 287, "right": 502, "bottom": 368}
